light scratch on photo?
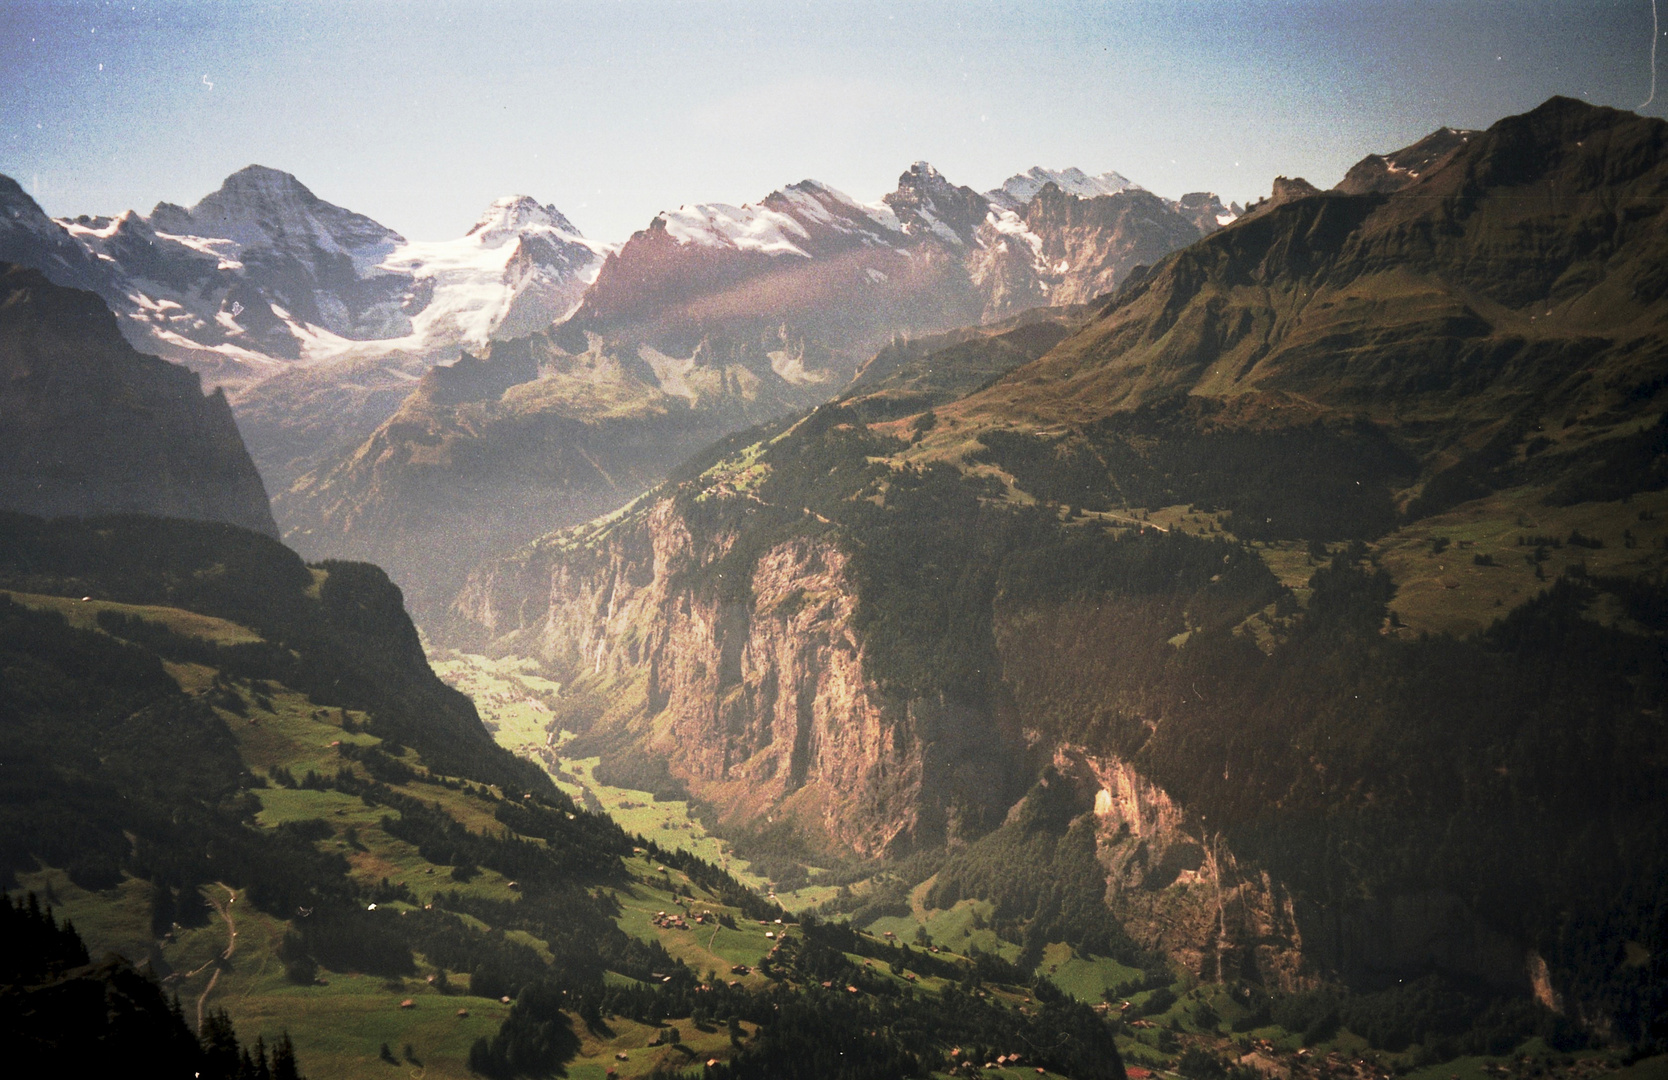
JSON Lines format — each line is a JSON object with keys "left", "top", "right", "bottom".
{"left": 1642, "top": 0, "right": 1659, "bottom": 109}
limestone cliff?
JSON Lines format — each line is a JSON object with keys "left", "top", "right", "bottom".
{"left": 1050, "top": 744, "right": 1311, "bottom": 993}
{"left": 1052, "top": 742, "right": 1551, "bottom": 998}
{"left": 453, "top": 493, "right": 1022, "bottom": 857}
{"left": 457, "top": 479, "right": 1583, "bottom": 1001}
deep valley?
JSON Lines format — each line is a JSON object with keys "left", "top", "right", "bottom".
{"left": 1, "top": 70, "right": 1665, "bottom": 1080}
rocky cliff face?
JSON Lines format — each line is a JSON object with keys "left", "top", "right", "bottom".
{"left": 560, "top": 161, "right": 1229, "bottom": 400}
{"left": 1020, "top": 185, "right": 1215, "bottom": 306}
{"left": 1332, "top": 126, "right": 1477, "bottom": 195}
{"left": 0, "top": 263, "right": 276, "bottom": 536}
{"left": 1051, "top": 742, "right": 1545, "bottom": 997}
{"left": 1051, "top": 744, "right": 1310, "bottom": 992}
{"left": 454, "top": 493, "right": 1021, "bottom": 856}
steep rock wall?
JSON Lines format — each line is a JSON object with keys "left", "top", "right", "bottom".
{"left": 1052, "top": 743, "right": 1554, "bottom": 999}
{"left": 1051, "top": 744, "right": 1312, "bottom": 993}
{"left": 453, "top": 497, "right": 1020, "bottom": 856}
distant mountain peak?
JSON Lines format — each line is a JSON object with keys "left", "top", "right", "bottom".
{"left": 895, "top": 160, "right": 959, "bottom": 196}
{"left": 468, "top": 196, "right": 581, "bottom": 244}
{"left": 216, "top": 163, "right": 313, "bottom": 196}
{"left": 653, "top": 195, "right": 816, "bottom": 258}
{"left": 187, "top": 164, "right": 330, "bottom": 223}
{"left": 164, "top": 164, "right": 405, "bottom": 251}
{"left": 886, "top": 162, "right": 987, "bottom": 246}
{"left": 987, "top": 166, "right": 1138, "bottom": 210}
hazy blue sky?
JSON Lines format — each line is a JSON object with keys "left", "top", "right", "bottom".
{"left": 1, "top": 1, "right": 1657, "bottom": 243}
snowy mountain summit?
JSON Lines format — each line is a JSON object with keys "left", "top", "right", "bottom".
{"left": 466, "top": 195, "right": 581, "bottom": 243}
{"left": 389, "top": 194, "right": 604, "bottom": 346}
{"left": 0, "top": 166, "right": 603, "bottom": 388}
{"left": 986, "top": 166, "right": 1139, "bottom": 211}
{"left": 148, "top": 164, "right": 404, "bottom": 257}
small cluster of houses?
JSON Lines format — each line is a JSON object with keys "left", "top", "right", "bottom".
{"left": 1226, "top": 1043, "right": 1397, "bottom": 1080}
{"left": 945, "top": 1048, "right": 1043, "bottom": 1075}
{"left": 651, "top": 909, "right": 692, "bottom": 931}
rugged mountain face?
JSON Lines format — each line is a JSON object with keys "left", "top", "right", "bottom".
{"left": 281, "top": 164, "right": 1235, "bottom": 613}
{"left": 74, "top": 167, "right": 603, "bottom": 386}
{"left": 1333, "top": 126, "right": 1478, "bottom": 195}
{"left": 0, "top": 262, "right": 275, "bottom": 536}
{"left": 0, "top": 166, "right": 609, "bottom": 498}
{"left": 0, "top": 166, "right": 604, "bottom": 394}
{"left": 560, "top": 160, "right": 1229, "bottom": 389}
{"left": 447, "top": 99, "right": 1668, "bottom": 1034}
{"left": 0, "top": 176, "right": 106, "bottom": 295}
{"left": 452, "top": 491, "right": 1026, "bottom": 857}
{"left": 840, "top": 307, "right": 1086, "bottom": 422}
{"left": 953, "top": 97, "right": 1668, "bottom": 512}
{"left": 1019, "top": 184, "right": 1218, "bottom": 306}
{"left": 1050, "top": 746, "right": 1309, "bottom": 992}
{"left": 561, "top": 163, "right": 993, "bottom": 378}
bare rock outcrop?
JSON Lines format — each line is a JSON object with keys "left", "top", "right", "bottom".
{"left": 1052, "top": 744, "right": 1312, "bottom": 992}
{"left": 454, "top": 496, "right": 1019, "bottom": 856}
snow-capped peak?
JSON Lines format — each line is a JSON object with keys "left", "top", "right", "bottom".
{"left": 986, "top": 167, "right": 1140, "bottom": 211}
{"left": 468, "top": 195, "right": 581, "bottom": 245}
{"left": 656, "top": 198, "right": 816, "bottom": 258}
{"left": 885, "top": 161, "right": 988, "bottom": 247}
{"left": 0, "top": 163, "right": 608, "bottom": 382}
{"left": 152, "top": 163, "right": 404, "bottom": 256}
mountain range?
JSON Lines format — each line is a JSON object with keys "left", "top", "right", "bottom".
{"left": 3, "top": 92, "right": 1666, "bottom": 1077}
{"left": 446, "top": 97, "right": 1668, "bottom": 1039}
{"left": 263, "top": 162, "right": 1236, "bottom": 613}
{"left": 2, "top": 165, "right": 606, "bottom": 386}
{"left": 0, "top": 157, "right": 1239, "bottom": 614}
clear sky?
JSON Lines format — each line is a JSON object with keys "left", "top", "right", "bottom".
{"left": 1, "top": 0, "right": 1657, "bottom": 244}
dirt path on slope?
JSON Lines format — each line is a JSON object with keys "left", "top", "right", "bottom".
{"left": 187, "top": 884, "right": 238, "bottom": 1032}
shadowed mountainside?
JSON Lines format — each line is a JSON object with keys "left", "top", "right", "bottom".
{"left": 0, "top": 263, "right": 276, "bottom": 536}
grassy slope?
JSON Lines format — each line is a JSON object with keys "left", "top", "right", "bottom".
{"left": 2, "top": 592, "right": 792, "bottom": 1080}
